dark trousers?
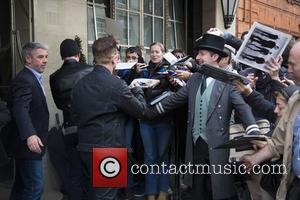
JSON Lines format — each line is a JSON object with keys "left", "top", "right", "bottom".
{"left": 65, "top": 145, "right": 86, "bottom": 200}
{"left": 192, "top": 138, "right": 238, "bottom": 200}
{"left": 192, "top": 137, "right": 212, "bottom": 200}
{"left": 48, "top": 141, "right": 86, "bottom": 200}
{"left": 10, "top": 159, "right": 43, "bottom": 200}
{"left": 80, "top": 152, "right": 119, "bottom": 200}
{"left": 287, "top": 176, "right": 300, "bottom": 200}
{"left": 124, "top": 117, "right": 135, "bottom": 188}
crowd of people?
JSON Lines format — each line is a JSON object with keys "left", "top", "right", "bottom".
{"left": 1, "top": 26, "right": 300, "bottom": 200}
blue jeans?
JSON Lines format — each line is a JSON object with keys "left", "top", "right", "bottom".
{"left": 10, "top": 159, "right": 43, "bottom": 200}
{"left": 124, "top": 117, "right": 135, "bottom": 188}
{"left": 139, "top": 121, "right": 173, "bottom": 195}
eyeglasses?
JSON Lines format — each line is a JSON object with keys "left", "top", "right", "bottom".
{"left": 126, "top": 56, "right": 139, "bottom": 60}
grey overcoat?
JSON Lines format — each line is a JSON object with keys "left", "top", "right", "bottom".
{"left": 154, "top": 73, "right": 258, "bottom": 199}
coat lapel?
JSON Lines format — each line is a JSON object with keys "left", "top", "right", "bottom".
{"left": 207, "top": 81, "right": 225, "bottom": 121}
{"left": 191, "top": 77, "right": 202, "bottom": 105}
{"left": 189, "top": 75, "right": 202, "bottom": 125}
{"left": 23, "top": 68, "right": 48, "bottom": 112}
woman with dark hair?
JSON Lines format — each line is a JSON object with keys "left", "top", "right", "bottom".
{"left": 117, "top": 46, "right": 149, "bottom": 85}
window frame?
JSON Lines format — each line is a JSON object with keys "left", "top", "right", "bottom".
{"left": 86, "top": 0, "right": 187, "bottom": 63}
{"left": 87, "top": 0, "right": 108, "bottom": 64}
{"left": 167, "top": 0, "right": 185, "bottom": 50}
{"left": 114, "top": 0, "right": 143, "bottom": 49}
{"left": 113, "top": 0, "right": 167, "bottom": 50}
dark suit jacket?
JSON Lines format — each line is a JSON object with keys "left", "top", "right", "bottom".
{"left": 0, "top": 99, "right": 10, "bottom": 131}
{"left": 154, "top": 73, "right": 257, "bottom": 199}
{"left": 9, "top": 67, "right": 49, "bottom": 159}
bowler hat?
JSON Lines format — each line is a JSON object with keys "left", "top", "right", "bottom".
{"left": 60, "top": 39, "right": 80, "bottom": 59}
{"left": 195, "top": 34, "right": 228, "bottom": 57}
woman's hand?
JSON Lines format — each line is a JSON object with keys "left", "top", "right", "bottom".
{"left": 135, "top": 63, "right": 147, "bottom": 73}
{"left": 176, "top": 70, "right": 191, "bottom": 80}
{"left": 265, "top": 56, "right": 282, "bottom": 81}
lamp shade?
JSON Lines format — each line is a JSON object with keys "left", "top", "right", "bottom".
{"left": 221, "top": 0, "right": 239, "bottom": 29}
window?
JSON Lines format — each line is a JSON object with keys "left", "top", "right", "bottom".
{"left": 87, "top": 0, "right": 109, "bottom": 64}
{"left": 87, "top": 0, "right": 186, "bottom": 63}
{"left": 114, "top": 0, "right": 185, "bottom": 54}
{"left": 115, "top": 0, "right": 143, "bottom": 49}
{"left": 143, "top": 0, "right": 164, "bottom": 46}
{"left": 167, "top": 0, "right": 185, "bottom": 50}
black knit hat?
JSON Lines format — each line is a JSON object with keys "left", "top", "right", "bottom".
{"left": 279, "top": 85, "right": 300, "bottom": 102}
{"left": 271, "top": 80, "right": 300, "bottom": 101}
{"left": 60, "top": 39, "right": 80, "bottom": 59}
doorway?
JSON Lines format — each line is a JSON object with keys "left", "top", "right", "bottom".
{"left": 0, "top": 0, "right": 32, "bottom": 100}
{"left": 0, "top": 0, "right": 32, "bottom": 199}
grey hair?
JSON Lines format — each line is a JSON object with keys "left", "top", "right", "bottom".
{"left": 22, "top": 42, "right": 48, "bottom": 63}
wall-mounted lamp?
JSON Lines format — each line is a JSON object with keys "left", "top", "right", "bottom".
{"left": 221, "top": 0, "right": 239, "bottom": 29}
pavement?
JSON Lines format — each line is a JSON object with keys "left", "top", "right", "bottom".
{"left": 0, "top": 181, "right": 192, "bottom": 200}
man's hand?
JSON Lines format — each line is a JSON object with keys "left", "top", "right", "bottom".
{"left": 240, "top": 145, "right": 273, "bottom": 171}
{"left": 207, "top": 27, "right": 224, "bottom": 37}
{"left": 129, "top": 79, "right": 140, "bottom": 88}
{"left": 251, "top": 140, "right": 267, "bottom": 151}
{"left": 27, "top": 135, "right": 43, "bottom": 154}
{"left": 246, "top": 73, "right": 258, "bottom": 87}
{"left": 148, "top": 79, "right": 160, "bottom": 88}
{"left": 265, "top": 57, "right": 282, "bottom": 81}
{"left": 240, "top": 154, "right": 259, "bottom": 172}
{"left": 281, "top": 77, "right": 295, "bottom": 86}
{"left": 169, "top": 78, "right": 179, "bottom": 87}
{"left": 232, "top": 80, "right": 253, "bottom": 96}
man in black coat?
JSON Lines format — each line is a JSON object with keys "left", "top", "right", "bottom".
{"left": 9, "top": 42, "right": 49, "bottom": 200}
{"left": 49, "top": 39, "right": 93, "bottom": 200}
{"left": 71, "top": 35, "right": 158, "bottom": 200}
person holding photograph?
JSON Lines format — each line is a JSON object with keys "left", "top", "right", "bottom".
{"left": 138, "top": 42, "right": 176, "bottom": 200}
